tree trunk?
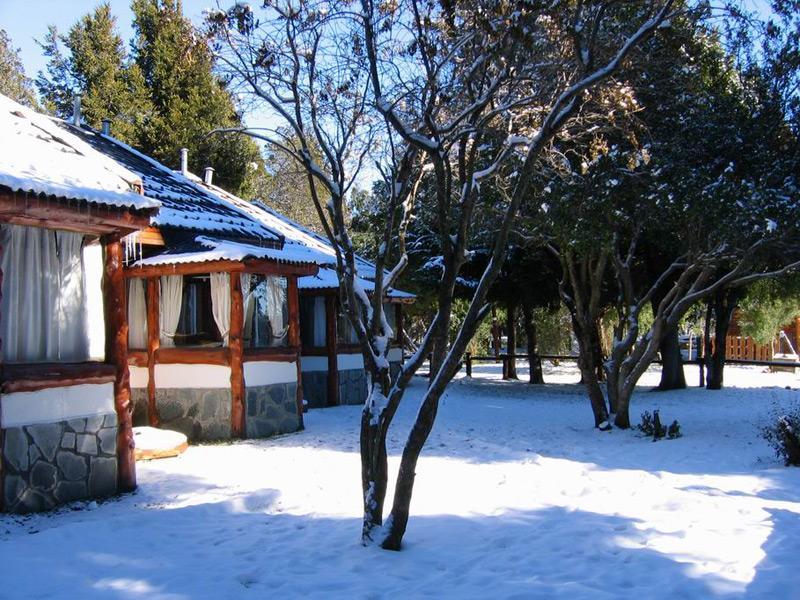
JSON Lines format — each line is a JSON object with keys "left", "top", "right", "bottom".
{"left": 613, "top": 382, "right": 633, "bottom": 429}
{"left": 522, "top": 303, "right": 544, "bottom": 384}
{"left": 573, "top": 317, "right": 610, "bottom": 428}
{"left": 491, "top": 304, "right": 501, "bottom": 361}
{"left": 655, "top": 324, "right": 686, "bottom": 391}
{"left": 706, "top": 288, "right": 740, "bottom": 390}
{"left": 360, "top": 365, "right": 391, "bottom": 543}
{"left": 506, "top": 300, "right": 518, "bottom": 379}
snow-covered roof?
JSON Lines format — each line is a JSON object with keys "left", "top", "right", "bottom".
{"left": 130, "top": 235, "right": 320, "bottom": 268}
{"left": 297, "top": 266, "right": 415, "bottom": 300}
{"left": 65, "top": 125, "right": 281, "bottom": 241}
{"left": 202, "top": 186, "right": 413, "bottom": 300}
{"left": 0, "top": 93, "right": 159, "bottom": 211}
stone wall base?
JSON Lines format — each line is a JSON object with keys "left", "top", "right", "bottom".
{"left": 155, "top": 388, "right": 232, "bottom": 442}
{"left": 246, "top": 382, "right": 300, "bottom": 438}
{"left": 339, "top": 368, "right": 368, "bottom": 405}
{"left": 301, "top": 371, "right": 328, "bottom": 409}
{"left": 131, "top": 388, "right": 148, "bottom": 427}
{"left": 2, "top": 413, "right": 118, "bottom": 513}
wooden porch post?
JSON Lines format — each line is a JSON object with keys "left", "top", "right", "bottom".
{"left": 287, "top": 276, "right": 305, "bottom": 424}
{"left": 325, "top": 294, "right": 339, "bottom": 406}
{"left": 395, "top": 304, "right": 404, "bottom": 351}
{"left": 103, "top": 236, "right": 136, "bottom": 492}
{"left": 146, "top": 277, "right": 160, "bottom": 427}
{"left": 230, "top": 272, "right": 245, "bottom": 438}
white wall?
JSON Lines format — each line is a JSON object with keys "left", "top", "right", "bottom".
{"left": 300, "top": 356, "right": 328, "bottom": 372}
{"left": 243, "top": 361, "right": 297, "bottom": 387}
{"left": 1, "top": 383, "right": 114, "bottom": 428}
{"left": 129, "top": 365, "right": 149, "bottom": 388}
{"left": 337, "top": 353, "right": 364, "bottom": 371}
{"left": 154, "top": 364, "right": 232, "bottom": 389}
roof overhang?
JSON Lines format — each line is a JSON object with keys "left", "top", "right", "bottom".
{"left": 0, "top": 188, "right": 156, "bottom": 236}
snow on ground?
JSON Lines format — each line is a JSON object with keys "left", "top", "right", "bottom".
{"left": 2, "top": 363, "right": 799, "bottom": 599}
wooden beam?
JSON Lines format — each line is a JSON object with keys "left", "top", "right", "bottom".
{"left": 287, "top": 277, "right": 305, "bottom": 423}
{"left": 146, "top": 277, "right": 160, "bottom": 426}
{"left": 102, "top": 236, "right": 136, "bottom": 493}
{"left": 135, "top": 227, "right": 165, "bottom": 246}
{"left": 125, "top": 260, "right": 245, "bottom": 279}
{"left": 243, "top": 348, "right": 299, "bottom": 363}
{"left": 155, "top": 347, "right": 231, "bottom": 365}
{"left": 125, "top": 258, "right": 318, "bottom": 280}
{"left": 0, "top": 362, "right": 117, "bottom": 394}
{"left": 0, "top": 189, "right": 153, "bottom": 234}
{"left": 229, "top": 272, "right": 246, "bottom": 437}
{"left": 325, "top": 295, "right": 339, "bottom": 407}
{"left": 396, "top": 304, "right": 404, "bottom": 349}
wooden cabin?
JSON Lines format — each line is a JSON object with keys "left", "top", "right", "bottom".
{"left": 192, "top": 194, "right": 415, "bottom": 408}
{"left": 67, "top": 126, "right": 320, "bottom": 442}
{"left": 0, "top": 95, "right": 159, "bottom": 513}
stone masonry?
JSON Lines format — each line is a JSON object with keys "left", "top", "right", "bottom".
{"left": 301, "top": 371, "right": 328, "bottom": 409}
{"left": 155, "top": 388, "right": 231, "bottom": 442}
{"left": 2, "top": 413, "right": 118, "bottom": 513}
{"left": 338, "top": 368, "right": 368, "bottom": 405}
{"left": 131, "top": 387, "right": 148, "bottom": 427}
{"left": 246, "top": 382, "right": 300, "bottom": 438}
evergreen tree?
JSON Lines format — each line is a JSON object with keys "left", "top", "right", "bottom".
{"left": 37, "top": 5, "right": 151, "bottom": 145}
{"left": 131, "top": 0, "right": 262, "bottom": 195}
{"left": 36, "top": 1, "right": 264, "bottom": 196}
{"left": 0, "top": 29, "right": 38, "bottom": 108}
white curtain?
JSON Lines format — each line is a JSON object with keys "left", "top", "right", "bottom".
{"left": 210, "top": 272, "right": 231, "bottom": 346}
{"left": 313, "top": 297, "right": 326, "bottom": 347}
{"left": 241, "top": 273, "right": 254, "bottom": 345}
{"left": 265, "top": 276, "right": 288, "bottom": 344}
{"left": 127, "top": 278, "right": 148, "bottom": 349}
{"left": 1, "top": 224, "right": 89, "bottom": 362}
{"left": 159, "top": 275, "right": 183, "bottom": 347}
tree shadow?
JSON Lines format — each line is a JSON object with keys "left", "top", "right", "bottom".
{"left": 0, "top": 489, "right": 758, "bottom": 599}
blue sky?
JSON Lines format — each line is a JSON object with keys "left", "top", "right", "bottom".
{"left": 0, "top": 0, "right": 212, "bottom": 81}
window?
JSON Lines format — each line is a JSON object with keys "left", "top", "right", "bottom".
{"left": 128, "top": 277, "right": 148, "bottom": 350}
{"left": 173, "top": 275, "right": 222, "bottom": 347}
{"left": 384, "top": 302, "right": 397, "bottom": 341}
{"left": 0, "top": 224, "right": 94, "bottom": 363}
{"left": 243, "top": 275, "right": 289, "bottom": 348}
{"left": 299, "top": 296, "right": 326, "bottom": 348}
{"left": 337, "top": 304, "right": 359, "bottom": 344}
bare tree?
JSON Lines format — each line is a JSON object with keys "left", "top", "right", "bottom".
{"left": 208, "top": 0, "right": 675, "bottom": 550}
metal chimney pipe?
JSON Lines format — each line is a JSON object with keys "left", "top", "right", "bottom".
{"left": 203, "top": 167, "right": 214, "bottom": 186}
{"left": 180, "top": 148, "right": 189, "bottom": 176}
{"left": 72, "top": 95, "right": 82, "bottom": 126}
{"left": 101, "top": 119, "right": 111, "bottom": 136}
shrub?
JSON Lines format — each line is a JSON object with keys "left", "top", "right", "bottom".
{"left": 762, "top": 413, "right": 800, "bottom": 466}
{"left": 637, "top": 410, "right": 681, "bottom": 442}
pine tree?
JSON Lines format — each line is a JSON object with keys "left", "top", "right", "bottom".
{"left": 130, "top": 0, "right": 262, "bottom": 194}
{"left": 0, "top": 29, "right": 39, "bottom": 108}
{"left": 36, "top": 1, "right": 263, "bottom": 196}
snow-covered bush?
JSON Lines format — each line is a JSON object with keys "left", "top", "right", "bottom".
{"left": 637, "top": 410, "right": 681, "bottom": 441}
{"left": 762, "top": 412, "right": 800, "bottom": 466}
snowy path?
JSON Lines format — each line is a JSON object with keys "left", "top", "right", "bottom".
{"left": 2, "top": 365, "right": 799, "bottom": 599}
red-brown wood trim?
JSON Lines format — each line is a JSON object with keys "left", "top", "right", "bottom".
{"left": 229, "top": 272, "right": 245, "bottom": 438}
{"left": 155, "top": 347, "right": 231, "bottom": 365}
{"left": 0, "top": 362, "right": 117, "bottom": 394}
{"left": 0, "top": 189, "right": 154, "bottom": 235}
{"left": 337, "top": 344, "right": 362, "bottom": 354}
{"left": 396, "top": 304, "right": 404, "bottom": 347}
{"left": 102, "top": 236, "right": 137, "bottom": 492}
{"left": 125, "top": 260, "right": 245, "bottom": 278}
{"left": 124, "top": 259, "right": 318, "bottom": 280}
{"left": 287, "top": 277, "right": 304, "bottom": 423}
{"left": 243, "top": 347, "right": 300, "bottom": 362}
{"left": 127, "top": 351, "right": 148, "bottom": 367}
{"left": 242, "top": 259, "right": 318, "bottom": 277}
{"left": 325, "top": 295, "right": 339, "bottom": 407}
{"left": 136, "top": 227, "right": 165, "bottom": 246}
{"left": 300, "top": 347, "right": 328, "bottom": 356}
{"left": 146, "top": 277, "right": 160, "bottom": 426}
